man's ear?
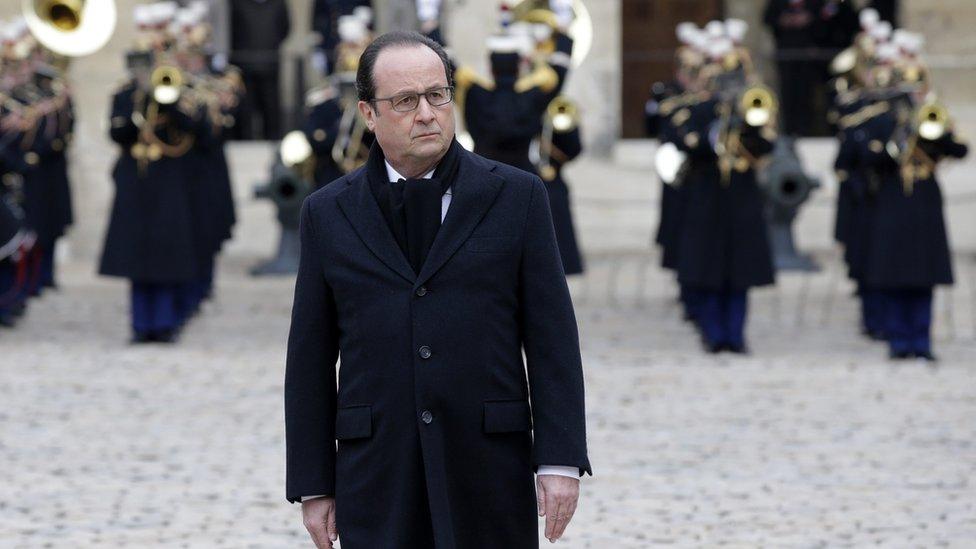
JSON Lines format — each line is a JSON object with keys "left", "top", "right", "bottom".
{"left": 358, "top": 100, "right": 377, "bottom": 132}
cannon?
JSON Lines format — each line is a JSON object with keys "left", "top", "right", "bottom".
{"left": 758, "top": 137, "right": 820, "bottom": 271}
{"left": 250, "top": 132, "right": 315, "bottom": 276}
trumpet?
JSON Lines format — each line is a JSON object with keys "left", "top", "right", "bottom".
{"left": 150, "top": 65, "right": 184, "bottom": 105}
{"left": 915, "top": 101, "right": 949, "bottom": 142}
{"left": 738, "top": 85, "right": 778, "bottom": 129}
{"left": 536, "top": 96, "right": 579, "bottom": 181}
{"left": 714, "top": 85, "right": 778, "bottom": 184}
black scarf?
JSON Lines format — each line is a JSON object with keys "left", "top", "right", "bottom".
{"left": 366, "top": 139, "right": 462, "bottom": 275}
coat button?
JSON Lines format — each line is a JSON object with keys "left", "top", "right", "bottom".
{"left": 421, "top": 410, "right": 433, "bottom": 424}
{"left": 415, "top": 286, "right": 427, "bottom": 297}
{"left": 418, "top": 345, "right": 432, "bottom": 359}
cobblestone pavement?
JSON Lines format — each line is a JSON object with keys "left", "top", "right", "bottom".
{"left": 2, "top": 247, "right": 975, "bottom": 548}
{"left": 2, "top": 154, "right": 976, "bottom": 547}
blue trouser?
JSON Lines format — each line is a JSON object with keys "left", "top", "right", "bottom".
{"left": 882, "top": 288, "right": 933, "bottom": 355}
{"left": 859, "top": 283, "right": 885, "bottom": 336}
{"left": 131, "top": 282, "right": 181, "bottom": 335}
{"left": 697, "top": 288, "right": 748, "bottom": 348}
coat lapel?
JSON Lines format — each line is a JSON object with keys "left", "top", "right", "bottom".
{"left": 336, "top": 173, "right": 417, "bottom": 284}
{"left": 415, "top": 152, "right": 504, "bottom": 288}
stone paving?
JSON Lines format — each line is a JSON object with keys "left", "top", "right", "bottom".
{"left": 2, "top": 246, "right": 975, "bottom": 548}
{"left": 2, "top": 151, "right": 976, "bottom": 547}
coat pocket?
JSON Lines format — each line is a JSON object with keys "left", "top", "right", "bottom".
{"left": 335, "top": 405, "right": 372, "bottom": 440}
{"left": 483, "top": 400, "right": 532, "bottom": 433}
{"left": 465, "top": 236, "right": 515, "bottom": 254}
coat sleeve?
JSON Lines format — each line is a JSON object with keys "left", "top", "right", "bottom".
{"left": 518, "top": 178, "right": 592, "bottom": 476}
{"left": 285, "top": 198, "right": 340, "bottom": 502}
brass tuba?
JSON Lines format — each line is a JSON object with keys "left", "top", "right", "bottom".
{"left": 22, "top": 0, "right": 116, "bottom": 57}
{"left": 536, "top": 96, "right": 579, "bottom": 181}
{"left": 510, "top": 0, "right": 592, "bottom": 67}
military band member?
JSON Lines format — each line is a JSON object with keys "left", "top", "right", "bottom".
{"left": 651, "top": 22, "right": 708, "bottom": 319}
{"left": 458, "top": 11, "right": 577, "bottom": 274}
{"left": 857, "top": 82, "right": 966, "bottom": 361}
{"left": 98, "top": 3, "right": 240, "bottom": 342}
{"left": 666, "top": 23, "right": 779, "bottom": 353}
{"left": 536, "top": 97, "right": 584, "bottom": 275}
{"left": 303, "top": 12, "right": 374, "bottom": 187}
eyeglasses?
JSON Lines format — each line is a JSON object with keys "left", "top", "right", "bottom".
{"left": 371, "top": 86, "right": 455, "bottom": 113}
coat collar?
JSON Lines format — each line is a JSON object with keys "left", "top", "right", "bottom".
{"left": 336, "top": 148, "right": 504, "bottom": 286}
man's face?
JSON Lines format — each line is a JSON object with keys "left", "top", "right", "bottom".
{"left": 359, "top": 45, "right": 455, "bottom": 169}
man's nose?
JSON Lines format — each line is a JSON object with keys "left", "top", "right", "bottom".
{"left": 415, "top": 95, "right": 436, "bottom": 122}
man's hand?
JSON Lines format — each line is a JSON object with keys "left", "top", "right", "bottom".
{"left": 536, "top": 474, "right": 580, "bottom": 543}
{"left": 302, "top": 497, "right": 338, "bottom": 548}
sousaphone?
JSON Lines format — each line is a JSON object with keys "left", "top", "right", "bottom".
{"left": 23, "top": 0, "right": 117, "bottom": 57}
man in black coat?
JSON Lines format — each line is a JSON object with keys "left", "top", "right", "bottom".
{"left": 285, "top": 31, "right": 590, "bottom": 549}
{"left": 229, "top": 0, "right": 291, "bottom": 139}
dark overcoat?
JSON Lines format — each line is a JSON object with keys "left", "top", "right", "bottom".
{"left": 832, "top": 95, "right": 866, "bottom": 248}
{"left": 98, "top": 84, "right": 200, "bottom": 283}
{"left": 302, "top": 94, "right": 345, "bottom": 189}
{"left": 859, "top": 109, "right": 967, "bottom": 288}
{"left": 285, "top": 148, "right": 591, "bottom": 549}
{"left": 673, "top": 99, "right": 776, "bottom": 290}
{"left": 17, "top": 113, "right": 72, "bottom": 249}
{"left": 654, "top": 100, "right": 690, "bottom": 271}
{"left": 544, "top": 126, "right": 584, "bottom": 275}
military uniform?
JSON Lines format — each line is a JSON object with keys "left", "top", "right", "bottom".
{"left": 461, "top": 33, "right": 572, "bottom": 173}
{"left": 461, "top": 32, "right": 578, "bottom": 274}
{"left": 98, "top": 82, "right": 210, "bottom": 341}
{"left": 539, "top": 115, "right": 584, "bottom": 275}
{"left": 856, "top": 100, "right": 967, "bottom": 358}
{"left": 834, "top": 94, "right": 888, "bottom": 338}
{"left": 673, "top": 97, "right": 777, "bottom": 352}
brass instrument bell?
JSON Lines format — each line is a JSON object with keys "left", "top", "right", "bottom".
{"left": 739, "top": 85, "right": 777, "bottom": 128}
{"left": 22, "top": 0, "right": 116, "bottom": 57}
{"left": 151, "top": 65, "right": 184, "bottom": 105}
{"left": 916, "top": 101, "right": 949, "bottom": 141}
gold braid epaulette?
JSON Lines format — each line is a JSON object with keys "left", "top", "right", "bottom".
{"left": 658, "top": 91, "right": 710, "bottom": 117}
{"left": 838, "top": 101, "right": 890, "bottom": 129}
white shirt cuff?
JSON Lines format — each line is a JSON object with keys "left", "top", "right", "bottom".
{"left": 536, "top": 465, "right": 580, "bottom": 479}
{"left": 301, "top": 495, "right": 327, "bottom": 502}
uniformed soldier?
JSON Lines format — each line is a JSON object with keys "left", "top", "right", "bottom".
{"left": 830, "top": 20, "right": 881, "bottom": 339}
{"left": 854, "top": 38, "right": 965, "bottom": 361}
{"left": 458, "top": 11, "right": 572, "bottom": 174}
{"left": 651, "top": 23, "right": 708, "bottom": 319}
{"left": 311, "top": 0, "right": 371, "bottom": 75}
{"left": 535, "top": 96, "right": 584, "bottom": 275}
{"left": 98, "top": 3, "right": 240, "bottom": 342}
{"left": 457, "top": 7, "right": 578, "bottom": 273}
{"left": 0, "top": 158, "right": 30, "bottom": 327}
{"left": 0, "top": 21, "right": 76, "bottom": 297}
{"left": 303, "top": 13, "right": 374, "bottom": 187}
{"left": 830, "top": 26, "right": 916, "bottom": 343}
{"left": 668, "top": 24, "right": 779, "bottom": 353}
